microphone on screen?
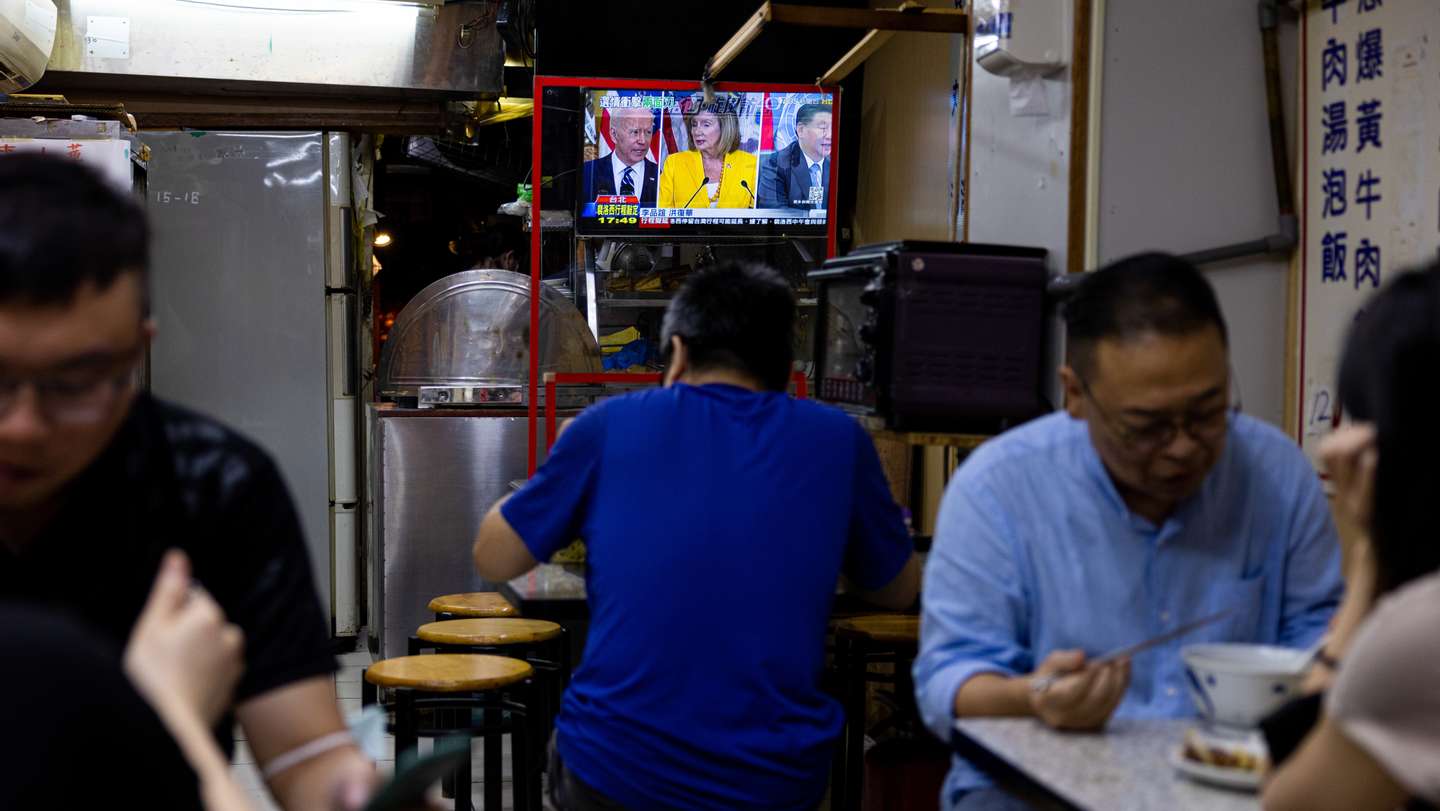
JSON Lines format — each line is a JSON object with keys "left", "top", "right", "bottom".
{"left": 682, "top": 176, "right": 711, "bottom": 208}
{"left": 739, "top": 179, "right": 756, "bottom": 206}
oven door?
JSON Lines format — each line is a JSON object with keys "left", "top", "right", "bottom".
{"left": 808, "top": 259, "right": 888, "bottom": 413}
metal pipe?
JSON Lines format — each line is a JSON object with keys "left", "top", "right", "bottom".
{"left": 1181, "top": 0, "right": 1296, "bottom": 267}
{"left": 1260, "top": 0, "right": 1295, "bottom": 218}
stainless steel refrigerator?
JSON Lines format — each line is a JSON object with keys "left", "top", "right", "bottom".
{"left": 142, "top": 131, "right": 359, "bottom": 636}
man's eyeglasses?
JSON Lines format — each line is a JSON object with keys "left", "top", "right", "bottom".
{"left": 0, "top": 354, "right": 142, "bottom": 426}
{"left": 1078, "top": 372, "right": 1241, "bottom": 454}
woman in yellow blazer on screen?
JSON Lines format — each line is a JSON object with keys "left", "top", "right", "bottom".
{"left": 658, "top": 97, "right": 758, "bottom": 209}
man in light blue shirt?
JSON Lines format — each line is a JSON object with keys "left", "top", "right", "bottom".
{"left": 914, "top": 253, "right": 1343, "bottom": 809}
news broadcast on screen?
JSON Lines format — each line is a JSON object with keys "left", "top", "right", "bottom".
{"left": 575, "top": 87, "right": 835, "bottom": 236}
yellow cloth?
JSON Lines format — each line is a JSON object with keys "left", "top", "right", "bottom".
{"left": 657, "top": 149, "right": 759, "bottom": 209}
{"left": 600, "top": 326, "right": 642, "bottom": 347}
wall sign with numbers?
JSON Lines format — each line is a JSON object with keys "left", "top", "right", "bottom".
{"left": 1299, "top": 0, "right": 1439, "bottom": 465}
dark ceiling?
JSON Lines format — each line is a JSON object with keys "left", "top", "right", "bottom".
{"left": 534, "top": 0, "right": 874, "bottom": 84}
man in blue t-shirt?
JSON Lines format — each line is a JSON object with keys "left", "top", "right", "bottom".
{"left": 473, "top": 262, "right": 920, "bottom": 810}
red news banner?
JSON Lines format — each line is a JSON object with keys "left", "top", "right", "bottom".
{"left": 591, "top": 195, "right": 658, "bottom": 228}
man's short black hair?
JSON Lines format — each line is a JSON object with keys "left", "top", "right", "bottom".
{"left": 0, "top": 154, "right": 148, "bottom": 305}
{"left": 661, "top": 262, "right": 795, "bottom": 391}
{"left": 1063, "top": 251, "right": 1228, "bottom": 376}
{"left": 795, "top": 103, "right": 831, "bottom": 128}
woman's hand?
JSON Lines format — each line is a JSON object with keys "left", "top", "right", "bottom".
{"left": 1304, "top": 425, "right": 1381, "bottom": 693}
{"left": 1320, "top": 423, "right": 1377, "bottom": 543}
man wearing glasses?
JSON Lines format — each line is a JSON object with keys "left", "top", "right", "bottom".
{"left": 0, "top": 156, "right": 375, "bottom": 809}
{"left": 913, "top": 252, "right": 1342, "bottom": 810}
{"left": 581, "top": 104, "right": 659, "bottom": 207}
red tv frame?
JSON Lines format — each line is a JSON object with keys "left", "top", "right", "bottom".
{"left": 528, "top": 75, "right": 841, "bottom": 474}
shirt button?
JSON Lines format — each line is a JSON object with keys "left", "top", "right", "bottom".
{"left": 1167, "top": 687, "right": 1178, "bottom": 697}
{"left": 1160, "top": 611, "right": 1172, "bottom": 623}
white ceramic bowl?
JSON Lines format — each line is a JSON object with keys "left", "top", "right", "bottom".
{"left": 1181, "top": 643, "right": 1307, "bottom": 728}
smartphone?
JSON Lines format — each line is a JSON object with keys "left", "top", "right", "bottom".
{"left": 361, "top": 734, "right": 472, "bottom": 811}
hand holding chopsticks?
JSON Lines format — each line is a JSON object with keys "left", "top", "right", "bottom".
{"left": 1025, "top": 609, "right": 1234, "bottom": 731}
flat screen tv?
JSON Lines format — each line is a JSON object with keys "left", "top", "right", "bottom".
{"left": 574, "top": 85, "right": 837, "bottom": 237}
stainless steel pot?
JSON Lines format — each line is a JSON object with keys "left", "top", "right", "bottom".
{"left": 378, "top": 269, "right": 601, "bottom": 402}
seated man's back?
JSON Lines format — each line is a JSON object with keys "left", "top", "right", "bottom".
{"left": 507, "top": 384, "right": 910, "bottom": 809}
{"left": 485, "top": 262, "right": 916, "bottom": 810}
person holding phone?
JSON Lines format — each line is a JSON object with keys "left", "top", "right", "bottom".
{"left": 1262, "top": 264, "right": 1440, "bottom": 811}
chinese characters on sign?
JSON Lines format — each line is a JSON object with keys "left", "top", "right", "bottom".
{"left": 1316, "top": 6, "right": 1384, "bottom": 291}
{"left": 1303, "top": 0, "right": 1402, "bottom": 460}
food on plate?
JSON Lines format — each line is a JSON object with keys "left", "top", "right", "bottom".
{"left": 1181, "top": 728, "right": 1270, "bottom": 774}
{"left": 551, "top": 539, "right": 586, "bottom": 563}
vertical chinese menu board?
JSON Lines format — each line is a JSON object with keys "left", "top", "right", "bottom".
{"left": 1300, "top": 0, "right": 1440, "bottom": 464}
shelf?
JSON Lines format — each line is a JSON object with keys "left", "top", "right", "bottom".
{"left": 858, "top": 416, "right": 992, "bottom": 450}
{"left": 596, "top": 298, "right": 673, "bottom": 308}
{"left": 585, "top": 295, "right": 816, "bottom": 309}
{"left": 706, "top": 2, "right": 968, "bottom": 84}
{"left": 524, "top": 210, "right": 575, "bottom": 232}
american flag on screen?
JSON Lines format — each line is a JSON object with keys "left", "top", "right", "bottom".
{"left": 594, "top": 91, "right": 688, "bottom": 167}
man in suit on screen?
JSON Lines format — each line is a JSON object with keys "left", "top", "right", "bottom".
{"left": 581, "top": 105, "right": 659, "bottom": 207}
{"left": 757, "top": 103, "right": 832, "bottom": 210}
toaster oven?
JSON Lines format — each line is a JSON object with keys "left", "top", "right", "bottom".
{"left": 808, "top": 241, "right": 1049, "bottom": 432}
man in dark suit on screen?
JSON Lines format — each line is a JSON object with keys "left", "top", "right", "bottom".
{"left": 581, "top": 106, "right": 659, "bottom": 207}
{"left": 757, "top": 104, "right": 832, "bottom": 210}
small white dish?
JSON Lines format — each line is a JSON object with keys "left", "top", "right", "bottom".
{"left": 1169, "top": 747, "right": 1263, "bottom": 792}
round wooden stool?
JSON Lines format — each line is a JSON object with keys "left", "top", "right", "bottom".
{"left": 837, "top": 614, "right": 919, "bottom": 645}
{"left": 363, "top": 654, "right": 540, "bottom": 811}
{"left": 427, "top": 592, "right": 517, "bottom": 620}
{"left": 830, "top": 614, "right": 922, "bottom": 811}
{"left": 416, "top": 618, "right": 561, "bottom": 647}
{"left": 410, "top": 617, "right": 570, "bottom": 795}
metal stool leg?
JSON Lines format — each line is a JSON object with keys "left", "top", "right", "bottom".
{"left": 514, "top": 683, "right": 541, "bottom": 811}
{"left": 482, "top": 707, "right": 502, "bottom": 811}
{"left": 831, "top": 633, "right": 850, "bottom": 807}
{"left": 362, "top": 671, "right": 376, "bottom": 707}
{"left": 394, "top": 689, "right": 418, "bottom": 768}
{"left": 843, "top": 636, "right": 867, "bottom": 811}
{"left": 528, "top": 687, "right": 544, "bottom": 811}
{"left": 453, "top": 727, "right": 473, "bottom": 811}
{"left": 555, "top": 630, "right": 571, "bottom": 727}
{"left": 511, "top": 694, "right": 530, "bottom": 811}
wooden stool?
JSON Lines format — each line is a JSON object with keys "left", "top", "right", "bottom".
{"left": 428, "top": 592, "right": 517, "bottom": 620}
{"left": 830, "top": 614, "right": 922, "bottom": 811}
{"left": 362, "top": 654, "right": 540, "bottom": 811}
{"left": 416, "top": 618, "right": 561, "bottom": 647}
{"left": 411, "top": 618, "right": 570, "bottom": 803}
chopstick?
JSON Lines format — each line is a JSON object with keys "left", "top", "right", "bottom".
{"left": 1029, "top": 609, "right": 1236, "bottom": 695}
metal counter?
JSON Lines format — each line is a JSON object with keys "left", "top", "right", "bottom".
{"left": 368, "top": 407, "right": 562, "bottom": 660}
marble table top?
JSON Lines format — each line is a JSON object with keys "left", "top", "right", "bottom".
{"left": 954, "top": 717, "right": 1261, "bottom": 811}
{"left": 504, "top": 563, "right": 586, "bottom": 602}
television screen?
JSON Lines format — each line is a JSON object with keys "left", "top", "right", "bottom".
{"left": 575, "top": 87, "right": 836, "bottom": 237}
